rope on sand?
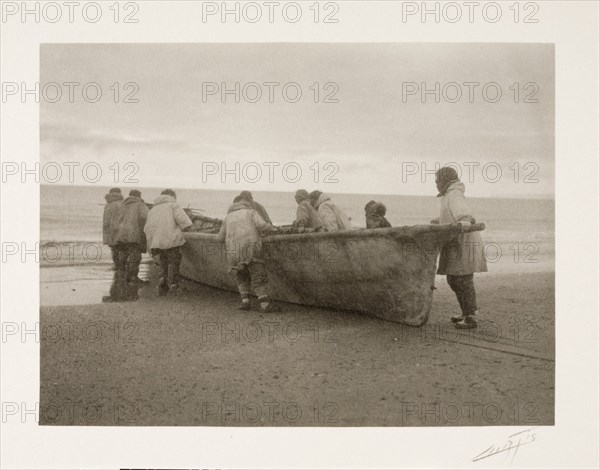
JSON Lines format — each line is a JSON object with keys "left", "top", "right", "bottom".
{"left": 433, "top": 334, "right": 554, "bottom": 363}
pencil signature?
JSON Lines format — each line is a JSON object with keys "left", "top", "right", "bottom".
{"left": 473, "top": 428, "right": 537, "bottom": 463}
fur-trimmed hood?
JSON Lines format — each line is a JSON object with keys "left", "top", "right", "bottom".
{"left": 123, "top": 195, "right": 144, "bottom": 205}
{"left": 315, "top": 192, "right": 331, "bottom": 208}
{"left": 105, "top": 192, "right": 123, "bottom": 203}
{"left": 227, "top": 202, "right": 251, "bottom": 214}
{"left": 153, "top": 194, "right": 176, "bottom": 206}
{"left": 437, "top": 179, "right": 462, "bottom": 197}
{"left": 366, "top": 201, "right": 387, "bottom": 217}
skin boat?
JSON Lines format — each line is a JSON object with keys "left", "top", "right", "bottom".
{"left": 179, "top": 223, "right": 485, "bottom": 326}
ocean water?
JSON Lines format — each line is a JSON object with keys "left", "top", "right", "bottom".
{"left": 40, "top": 184, "right": 555, "bottom": 274}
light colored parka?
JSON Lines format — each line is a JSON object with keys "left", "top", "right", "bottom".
{"left": 102, "top": 192, "right": 123, "bottom": 246}
{"left": 296, "top": 200, "right": 323, "bottom": 229}
{"left": 144, "top": 194, "right": 192, "bottom": 251}
{"left": 249, "top": 200, "right": 272, "bottom": 224}
{"left": 315, "top": 193, "right": 352, "bottom": 232}
{"left": 113, "top": 196, "right": 149, "bottom": 251}
{"left": 217, "top": 202, "right": 274, "bottom": 271}
{"left": 437, "top": 181, "right": 488, "bottom": 276}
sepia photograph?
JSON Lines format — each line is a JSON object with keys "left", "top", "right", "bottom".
{"left": 38, "top": 42, "right": 555, "bottom": 427}
{"left": 1, "top": 1, "right": 598, "bottom": 469}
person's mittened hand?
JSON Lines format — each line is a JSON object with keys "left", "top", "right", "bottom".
{"left": 459, "top": 220, "right": 471, "bottom": 228}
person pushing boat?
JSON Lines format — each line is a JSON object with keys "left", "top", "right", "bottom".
{"left": 293, "top": 189, "right": 323, "bottom": 231}
{"left": 102, "top": 187, "right": 124, "bottom": 268}
{"left": 308, "top": 190, "right": 352, "bottom": 232}
{"left": 112, "top": 189, "right": 149, "bottom": 285}
{"left": 144, "top": 189, "right": 193, "bottom": 296}
{"left": 238, "top": 190, "right": 272, "bottom": 224}
{"left": 217, "top": 199, "right": 281, "bottom": 312}
{"left": 433, "top": 167, "right": 487, "bottom": 329}
{"left": 364, "top": 200, "right": 391, "bottom": 229}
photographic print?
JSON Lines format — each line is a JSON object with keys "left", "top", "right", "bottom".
{"left": 38, "top": 42, "right": 555, "bottom": 427}
{"left": 2, "top": 2, "right": 598, "bottom": 469}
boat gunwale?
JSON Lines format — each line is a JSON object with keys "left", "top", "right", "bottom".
{"left": 183, "top": 223, "right": 485, "bottom": 243}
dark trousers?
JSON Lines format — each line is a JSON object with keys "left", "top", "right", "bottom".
{"left": 155, "top": 247, "right": 182, "bottom": 287}
{"left": 114, "top": 243, "right": 142, "bottom": 282}
{"left": 107, "top": 273, "right": 139, "bottom": 302}
{"left": 447, "top": 274, "right": 478, "bottom": 315}
{"left": 110, "top": 247, "right": 118, "bottom": 266}
{"left": 234, "top": 262, "right": 269, "bottom": 299}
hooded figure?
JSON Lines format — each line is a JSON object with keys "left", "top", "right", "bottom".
{"left": 309, "top": 191, "right": 352, "bottom": 232}
{"left": 217, "top": 201, "right": 280, "bottom": 312}
{"left": 144, "top": 191, "right": 192, "bottom": 251}
{"left": 365, "top": 201, "right": 392, "bottom": 229}
{"left": 218, "top": 202, "right": 273, "bottom": 271}
{"left": 239, "top": 190, "right": 272, "bottom": 224}
{"left": 112, "top": 189, "right": 149, "bottom": 284}
{"left": 113, "top": 190, "right": 148, "bottom": 249}
{"left": 435, "top": 179, "right": 487, "bottom": 276}
{"left": 434, "top": 167, "right": 487, "bottom": 329}
{"left": 144, "top": 190, "right": 192, "bottom": 294}
{"left": 294, "top": 189, "right": 323, "bottom": 230}
{"left": 102, "top": 188, "right": 124, "bottom": 269}
{"left": 103, "top": 188, "right": 124, "bottom": 246}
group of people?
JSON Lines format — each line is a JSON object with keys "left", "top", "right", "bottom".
{"left": 294, "top": 190, "right": 391, "bottom": 231}
{"left": 103, "top": 188, "right": 193, "bottom": 298}
{"left": 215, "top": 189, "right": 355, "bottom": 313}
{"left": 292, "top": 190, "right": 353, "bottom": 232}
{"left": 102, "top": 167, "right": 487, "bottom": 328}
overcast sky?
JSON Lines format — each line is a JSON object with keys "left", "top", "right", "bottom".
{"left": 41, "top": 43, "right": 554, "bottom": 198}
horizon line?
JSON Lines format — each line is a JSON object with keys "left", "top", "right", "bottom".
{"left": 40, "top": 183, "right": 555, "bottom": 201}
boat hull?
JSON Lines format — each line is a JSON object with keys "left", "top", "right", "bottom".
{"left": 180, "top": 224, "right": 482, "bottom": 326}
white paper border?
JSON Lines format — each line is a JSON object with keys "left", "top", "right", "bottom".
{"left": 1, "top": 1, "right": 598, "bottom": 469}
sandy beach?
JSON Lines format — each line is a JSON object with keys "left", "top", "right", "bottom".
{"left": 39, "top": 268, "right": 554, "bottom": 426}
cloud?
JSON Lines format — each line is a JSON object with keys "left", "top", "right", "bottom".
{"left": 40, "top": 43, "right": 554, "bottom": 197}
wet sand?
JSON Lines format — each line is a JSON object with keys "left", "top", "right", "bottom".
{"left": 39, "top": 269, "right": 554, "bottom": 426}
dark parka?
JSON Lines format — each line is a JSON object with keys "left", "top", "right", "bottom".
{"left": 103, "top": 192, "right": 124, "bottom": 246}
{"left": 113, "top": 196, "right": 149, "bottom": 252}
{"left": 365, "top": 202, "right": 392, "bottom": 229}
